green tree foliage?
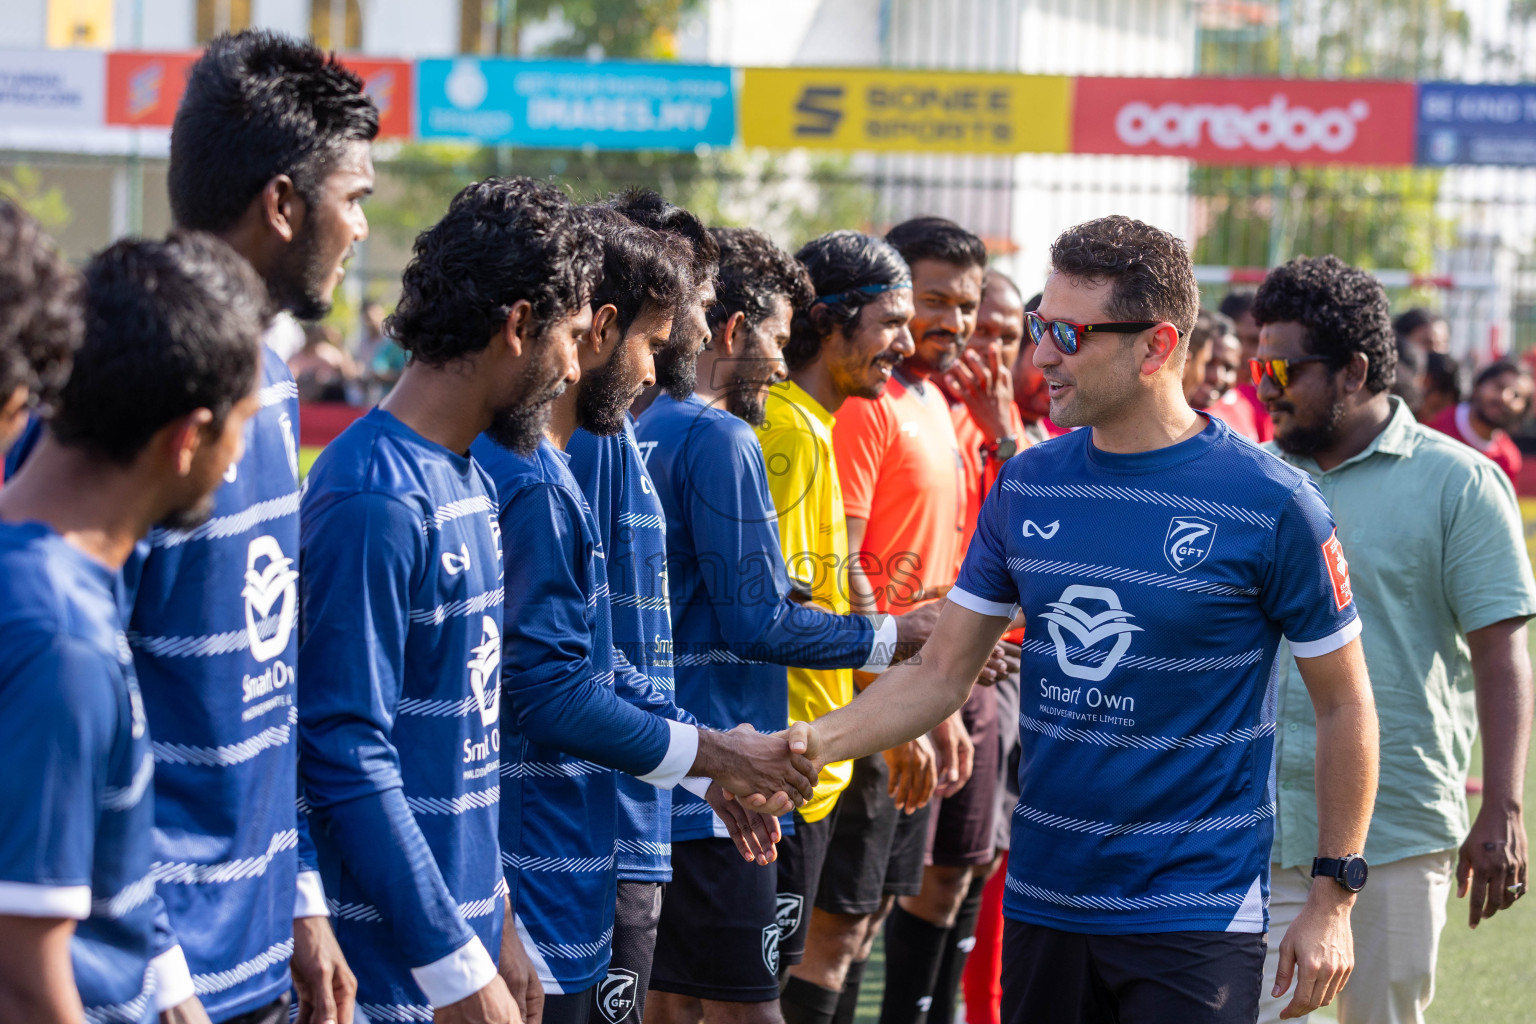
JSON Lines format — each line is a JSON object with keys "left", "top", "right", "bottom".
{"left": 0, "top": 165, "right": 72, "bottom": 234}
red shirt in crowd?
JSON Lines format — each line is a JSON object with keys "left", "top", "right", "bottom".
{"left": 1429, "top": 402, "right": 1523, "bottom": 483}
{"left": 1233, "top": 382, "right": 1274, "bottom": 442}
{"left": 1204, "top": 387, "right": 1261, "bottom": 441}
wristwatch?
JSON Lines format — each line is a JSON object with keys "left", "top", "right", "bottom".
{"left": 1312, "top": 854, "right": 1369, "bottom": 893}
{"left": 982, "top": 435, "right": 1018, "bottom": 461}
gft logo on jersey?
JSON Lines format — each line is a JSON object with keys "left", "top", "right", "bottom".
{"left": 775, "top": 893, "right": 804, "bottom": 941}
{"left": 1164, "top": 516, "right": 1217, "bottom": 572}
{"left": 1039, "top": 585, "right": 1142, "bottom": 682}
{"left": 597, "top": 969, "right": 640, "bottom": 1024}
{"left": 761, "top": 923, "right": 781, "bottom": 975}
{"left": 243, "top": 535, "right": 298, "bottom": 663}
{"left": 467, "top": 615, "right": 502, "bottom": 728}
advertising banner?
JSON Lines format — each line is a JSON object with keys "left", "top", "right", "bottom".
{"left": 1417, "top": 82, "right": 1536, "bottom": 166}
{"left": 104, "top": 51, "right": 412, "bottom": 137}
{"left": 417, "top": 58, "right": 734, "bottom": 149}
{"left": 1072, "top": 77, "right": 1417, "bottom": 166}
{"left": 740, "top": 67, "right": 1072, "bottom": 154}
{"left": 0, "top": 49, "right": 106, "bottom": 128}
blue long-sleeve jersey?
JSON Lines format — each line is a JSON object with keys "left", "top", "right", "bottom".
{"left": 472, "top": 434, "right": 696, "bottom": 994}
{"left": 635, "top": 393, "right": 878, "bottom": 842}
{"left": 4, "top": 348, "right": 308, "bottom": 1021}
{"left": 0, "top": 522, "right": 158, "bottom": 1024}
{"left": 299, "top": 408, "right": 506, "bottom": 1019}
{"left": 566, "top": 419, "right": 683, "bottom": 882}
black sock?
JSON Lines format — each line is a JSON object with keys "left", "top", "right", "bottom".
{"left": 927, "top": 874, "right": 987, "bottom": 1024}
{"left": 832, "top": 959, "right": 868, "bottom": 1024}
{"left": 877, "top": 906, "right": 951, "bottom": 1024}
{"left": 782, "top": 976, "right": 841, "bottom": 1024}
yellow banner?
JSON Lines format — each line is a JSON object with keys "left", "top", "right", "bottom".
{"left": 740, "top": 67, "right": 1072, "bottom": 155}
{"left": 48, "top": 0, "right": 114, "bottom": 48}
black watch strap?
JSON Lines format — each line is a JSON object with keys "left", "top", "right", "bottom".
{"left": 1312, "top": 854, "right": 1369, "bottom": 892}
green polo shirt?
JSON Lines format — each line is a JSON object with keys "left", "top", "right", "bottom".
{"left": 1267, "top": 397, "right": 1536, "bottom": 868}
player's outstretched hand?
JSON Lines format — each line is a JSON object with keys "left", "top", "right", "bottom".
{"left": 974, "top": 640, "right": 1017, "bottom": 686}
{"left": 434, "top": 975, "right": 519, "bottom": 1024}
{"left": 292, "top": 915, "right": 357, "bottom": 1024}
{"left": 695, "top": 723, "right": 818, "bottom": 815}
{"left": 499, "top": 899, "right": 544, "bottom": 1024}
{"left": 707, "top": 782, "right": 783, "bottom": 864}
{"left": 1272, "top": 888, "right": 1354, "bottom": 1019}
{"left": 883, "top": 735, "right": 937, "bottom": 814}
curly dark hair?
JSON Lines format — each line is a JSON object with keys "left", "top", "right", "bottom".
{"left": 0, "top": 200, "right": 82, "bottom": 414}
{"left": 606, "top": 188, "right": 719, "bottom": 294}
{"left": 1392, "top": 307, "right": 1444, "bottom": 340}
{"left": 585, "top": 206, "right": 691, "bottom": 332}
{"left": 1251, "top": 255, "right": 1395, "bottom": 395}
{"left": 708, "top": 226, "right": 814, "bottom": 341}
{"left": 169, "top": 30, "right": 379, "bottom": 232}
{"left": 785, "top": 231, "right": 910, "bottom": 372}
{"left": 52, "top": 233, "right": 268, "bottom": 465}
{"left": 1050, "top": 216, "right": 1200, "bottom": 336}
{"left": 387, "top": 178, "right": 601, "bottom": 367}
{"left": 885, "top": 217, "right": 987, "bottom": 272}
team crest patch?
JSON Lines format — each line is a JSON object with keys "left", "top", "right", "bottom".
{"left": 597, "top": 968, "right": 640, "bottom": 1024}
{"left": 775, "top": 893, "right": 804, "bottom": 939}
{"left": 762, "top": 923, "right": 781, "bottom": 975}
{"left": 1164, "top": 516, "right": 1217, "bottom": 572}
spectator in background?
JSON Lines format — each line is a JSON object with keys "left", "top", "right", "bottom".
{"left": 1393, "top": 335, "right": 1426, "bottom": 415}
{"left": 1428, "top": 359, "right": 1532, "bottom": 484}
{"left": 289, "top": 322, "right": 357, "bottom": 402}
{"left": 1179, "top": 307, "right": 1217, "bottom": 406}
{"left": 0, "top": 200, "right": 79, "bottom": 458}
{"left": 1417, "top": 351, "right": 1463, "bottom": 426}
{"left": 1219, "top": 289, "right": 1274, "bottom": 441}
{"left": 1010, "top": 291, "right": 1066, "bottom": 443}
{"left": 1395, "top": 307, "right": 1451, "bottom": 355}
{"left": 353, "top": 298, "right": 387, "bottom": 366}
{"left": 1254, "top": 254, "right": 1536, "bottom": 1024}
{"left": 1189, "top": 310, "right": 1261, "bottom": 441}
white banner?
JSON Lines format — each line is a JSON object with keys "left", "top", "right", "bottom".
{"left": 0, "top": 49, "right": 105, "bottom": 128}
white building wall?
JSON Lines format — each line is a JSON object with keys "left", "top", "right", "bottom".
{"left": 360, "top": 0, "right": 457, "bottom": 58}
{"left": 0, "top": 0, "right": 48, "bottom": 48}
{"left": 250, "top": 0, "right": 310, "bottom": 39}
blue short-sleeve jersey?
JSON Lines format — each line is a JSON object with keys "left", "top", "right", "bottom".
{"left": 950, "top": 417, "right": 1360, "bottom": 935}
{"left": 567, "top": 419, "right": 681, "bottom": 882}
{"left": 0, "top": 522, "right": 158, "bottom": 1024}
{"left": 299, "top": 408, "right": 506, "bottom": 1018}
{"left": 635, "top": 394, "right": 874, "bottom": 842}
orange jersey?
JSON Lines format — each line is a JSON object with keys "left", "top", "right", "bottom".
{"left": 832, "top": 373, "right": 965, "bottom": 613}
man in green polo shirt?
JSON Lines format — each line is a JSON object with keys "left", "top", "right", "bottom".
{"left": 1250, "top": 255, "right": 1536, "bottom": 1024}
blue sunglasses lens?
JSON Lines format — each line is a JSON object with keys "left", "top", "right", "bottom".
{"left": 1051, "top": 321, "right": 1079, "bottom": 354}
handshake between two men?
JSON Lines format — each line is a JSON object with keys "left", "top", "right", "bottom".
{"left": 690, "top": 598, "right": 1019, "bottom": 866}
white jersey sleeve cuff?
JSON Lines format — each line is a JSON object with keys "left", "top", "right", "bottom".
{"left": 294, "top": 869, "right": 329, "bottom": 918}
{"left": 947, "top": 585, "right": 1020, "bottom": 620}
{"left": 1287, "top": 615, "right": 1363, "bottom": 659}
{"left": 150, "top": 945, "right": 195, "bottom": 1012}
{"left": 0, "top": 881, "right": 90, "bottom": 919}
{"left": 858, "top": 615, "right": 899, "bottom": 673}
{"left": 637, "top": 719, "right": 698, "bottom": 789}
{"left": 679, "top": 776, "right": 713, "bottom": 799}
{"left": 411, "top": 934, "right": 499, "bottom": 1009}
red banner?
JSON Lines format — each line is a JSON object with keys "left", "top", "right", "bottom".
{"left": 105, "top": 51, "right": 412, "bottom": 138}
{"left": 1071, "top": 77, "right": 1417, "bottom": 166}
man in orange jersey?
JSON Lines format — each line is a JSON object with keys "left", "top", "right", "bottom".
{"left": 832, "top": 217, "right": 996, "bottom": 1024}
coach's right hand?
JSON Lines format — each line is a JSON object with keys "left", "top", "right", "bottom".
{"left": 435, "top": 975, "right": 518, "bottom": 1024}
{"left": 694, "top": 723, "right": 818, "bottom": 815}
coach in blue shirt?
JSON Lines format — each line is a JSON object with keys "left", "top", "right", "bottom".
{"left": 790, "top": 215, "right": 1381, "bottom": 1024}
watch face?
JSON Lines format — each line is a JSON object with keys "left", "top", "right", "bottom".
{"left": 1343, "top": 857, "right": 1369, "bottom": 891}
{"left": 994, "top": 439, "right": 1018, "bottom": 460}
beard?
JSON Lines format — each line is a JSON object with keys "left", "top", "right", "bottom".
{"left": 486, "top": 340, "right": 570, "bottom": 455}
{"left": 1274, "top": 397, "right": 1347, "bottom": 456}
{"left": 578, "top": 337, "right": 645, "bottom": 437}
{"left": 157, "top": 492, "right": 218, "bottom": 531}
{"left": 656, "top": 341, "right": 700, "bottom": 400}
{"left": 270, "top": 224, "right": 342, "bottom": 322}
{"left": 724, "top": 367, "right": 772, "bottom": 426}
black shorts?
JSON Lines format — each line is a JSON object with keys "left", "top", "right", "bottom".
{"left": 928, "top": 686, "right": 1000, "bottom": 867}
{"left": 592, "top": 880, "right": 663, "bottom": 1024}
{"left": 224, "top": 994, "right": 288, "bottom": 1024}
{"left": 775, "top": 811, "right": 835, "bottom": 967}
{"left": 1001, "top": 919, "right": 1266, "bottom": 1024}
{"left": 991, "top": 665, "right": 1021, "bottom": 851}
{"left": 651, "top": 838, "right": 781, "bottom": 1002}
{"left": 817, "top": 754, "right": 931, "bottom": 915}
{"left": 544, "top": 989, "right": 594, "bottom": 1024}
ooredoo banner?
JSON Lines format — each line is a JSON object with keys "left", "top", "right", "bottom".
{"left": 1071, "top": 77, "right": 1417, "bottom": 166}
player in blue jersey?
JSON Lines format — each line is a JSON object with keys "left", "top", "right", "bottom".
{"left": 83, "top": 31, "right": 371, "bottom": 1024}
{"left": 0, "top": 234, "right": 267, "bottom": 1024}
{"left": 789, "top": 215, "right": 1381, "bottom": 1024}
{"left": 639, "top": 228, "right": 955, "bottom": 1024}
{"left": 479, "top": 207, "right": 809, "bottom": 1024}
{"left": 0, "top": 202, "right": 78, "bottom": 458}
{"left": 299, "top": 178, "right": 603, "bottom": 1024}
